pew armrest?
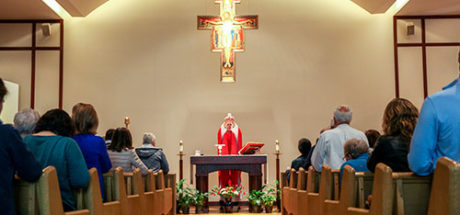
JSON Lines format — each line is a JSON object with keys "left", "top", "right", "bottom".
{"left": 347, "top": 207, "right": 369, "bottom": 215}
{"left": 65, "top": 209, "right": 90, "bottom": 215}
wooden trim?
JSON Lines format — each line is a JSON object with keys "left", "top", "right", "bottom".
{"left": 393, "top": 16, "right": 400, "bottom": 98}
{"left": 393, "top": 15, "right": 460, "bottom": 100}
{"left": 0, "top": 19, "right": 61, "bottom": 23}
{"left": 31, "top": 23, "right": 36, "bottom": 109}
{"left": 421, "top": 18, "right": 428, "bottom": 98}
{"left": 397, "top": 42, "right": 460, "bottom": 47}
{"left": 394, "top": 15, "right": 460, "bottom": 19}
{"left": 59, "top": 20, "right": 64, "bottom": 109}
{"left": 0, "top": 19, "right": 63, "bottom": 109}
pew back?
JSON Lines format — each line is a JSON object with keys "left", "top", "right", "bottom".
{"left": 428, "top": 157, "right": 460, "bottom": 215}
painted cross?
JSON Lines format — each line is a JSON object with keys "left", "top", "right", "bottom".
{"left": 198, "top": 0, "right": 258, "bottom": 82}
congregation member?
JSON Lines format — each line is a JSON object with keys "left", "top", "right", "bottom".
{"left": 340, "top": 138, "right": 370, "bottom": 177}
{"left": 0, "top": 78, "right": 42, "bottom": 215}
{"left": 286, "top": 138, "right": 311, "bottom": 181}
{"left": 108, "top": 127, "right": 149, "bottom": 175}
{"left": 311, "top": 105, "right": 368, "bottom": 171}
{"left": 24, "top": 109, "right": 90, "bottom": 211}
{"left": 136, "top": 132, "right": 170, "bottom": 174}
{"left": 13, "top": 108, "right": 40, "bottom": 138}
{"left": 365, "top": 129, "right": 380, "bottom": 153}
{"left": 105, "top": 128, "right": 115, "bottom": 146}
{"left": 367, "top": 98, "right": 418, "bottom": 172}
{"left": 72, "top": 103, "right": 112, "bottom": 198}
{"left": 408, "top": 51, "right": 460, "bottom": 176}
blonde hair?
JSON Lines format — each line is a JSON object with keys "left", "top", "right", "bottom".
{"left": 382, "top": 98, "right": 418, "bottom": 141}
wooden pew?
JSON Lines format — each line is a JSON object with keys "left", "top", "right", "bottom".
{"left": 15, "top": 166, "right": 90, "bottom": 215}
{"left": 156, "top": 170, "right": 174, "bottom": 215}
{"left": 280, "top": 171, "right": 289, "bottom": 215}
{"left": 324, "top": 166, "right": 374, "bottom": 214}
{"left": 124, "top": 169, "right": 142, "bottom": 215}
{"left": 347, "top": 163, "right": 432, "bottom": 215}
{"left": 295, "top": 168, "right": 308, "bottom": 215}
{"left": 297, "top": 166, "right": 321, "bottom": 215}
{"left": 428, "top": 157, "right": 460, "bottom": 215}
{"left": 77, "top": 167, "right": 128, "bottom": 215}
{"left": 164, "top": 173, "right": 177, "bottom": 215}
{"left": 143, "top": 170, "right": 162, "bottom": 215}
{"left": 306, "top": 165, "right": 334, "bottom": 215}
{"left": 282, "top": 169, "right": 297, "bottom": 215}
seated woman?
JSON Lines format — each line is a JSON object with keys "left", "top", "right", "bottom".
{"left": 340, "top": 138, "right": 370, "bottom": 177}
{"left": 13, "top": 108, "right": 40, "bottom": 138}
{"left": 367, "top": 98, "right": 419, "bottom": 172}
{"left": 72, "top": 103, "right": 112, "bottom": 199}
{"left": 24, "top": 109, "right": 90, "bottom": 211}
{"left": 108, "top": 127, "right": 148, "bottom": 175}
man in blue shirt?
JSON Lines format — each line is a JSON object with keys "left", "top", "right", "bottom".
{"left": 0, "top": 78, "right": 42, "bottom": 215}
{"left": 408, "top": 51, "right": 460, "bottom": 176}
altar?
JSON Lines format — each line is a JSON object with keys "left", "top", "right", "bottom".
{"left": 190, "top": 155, "right": 267, "bottom": 211}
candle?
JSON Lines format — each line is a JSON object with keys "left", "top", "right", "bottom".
{"left": 275, "top": 140, "right": 280, "bottom": 153}
{"left": 179, "top": 140, "right": 184, "bottom": 152}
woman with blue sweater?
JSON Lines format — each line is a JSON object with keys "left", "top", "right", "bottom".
{"left": 72, "top": 103, "right": 112, "bottom": 199}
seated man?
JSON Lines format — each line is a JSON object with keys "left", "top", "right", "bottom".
{"left": 311, "top": 105, "right": 368, "bottom": 171}
{"left": 340, "top": 138, "right": 370, "bottom": 177}
{"left": 286, "top": 138, "right": 311, "bottom": 181}
{"left": 0, "top": 78, "right": 42, "bottom": 215}
{"left": 408, "top": 51, "right": 460, "bottom": 176}
{"left": 135, "top": 132, "right": 169, "bottom": 174}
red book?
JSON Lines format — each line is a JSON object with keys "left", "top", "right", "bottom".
{"left": 239, "top": 142, "right": 264, "bottom": 155}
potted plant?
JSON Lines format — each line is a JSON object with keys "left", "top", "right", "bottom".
{"left": 247, "top": 189, "right": 264, "bottom": 213}
{"left": 176, "top": 179, "right": 194, "bottom": 214}
{"left": 262, "top": 193, "right": 276, "bottom": 213}
{"left": 211, "top": 185, "right": 243, "bottom": 213}
{"left": 192, "top": 189, "right": 208, "bottom": 214}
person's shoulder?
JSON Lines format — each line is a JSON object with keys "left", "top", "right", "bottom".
{"left": 0, "top": 123, "right": 17, "bottom": 137}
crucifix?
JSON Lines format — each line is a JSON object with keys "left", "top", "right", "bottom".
{"left": 198, "top": 0, "right": 258, "bottom": 83}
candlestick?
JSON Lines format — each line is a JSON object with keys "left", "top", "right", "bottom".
{"left": 179, "top": 140, "right": 184, "bottom": 154}
{"left": 124, "top": 117, "right": 130, "bottom": 128}
{"left": 275, "top": 139, "right": 280, "bottom": 154}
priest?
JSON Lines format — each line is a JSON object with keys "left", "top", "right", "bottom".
{"left": 217, "top": 113, "right": 242, "bottom": 187}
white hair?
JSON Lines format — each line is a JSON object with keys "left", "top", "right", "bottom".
{"left": 143, "top": 132, "right": 156, "bottom": 144}
{"left": 13, "top": 108, "right": 40, "bottom": 136}
{"left": 334, "top": 105, "right": 352, "bottom": 123}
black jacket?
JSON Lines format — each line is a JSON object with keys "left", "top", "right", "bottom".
{"left": 367, "top": 135, "right": 410, "bottom": 172}
{"left": 135, "top": 146, "right": 169, "bottom": 174}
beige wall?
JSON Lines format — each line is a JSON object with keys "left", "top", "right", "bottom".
{"left": 61, "top": 0, "right": 395, "bottom": 194}
{"left": 1, "top": 0, "right": 459, "bottom": 199}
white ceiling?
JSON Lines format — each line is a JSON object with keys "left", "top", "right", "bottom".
{"left": 397, "top": 0, "right": 460, "bottom": 15}
{"left": 0, "top": 0, "right": 60, "bottom": 19}
{"left": 0, "top": 0, "right": 459, "bottom": 20}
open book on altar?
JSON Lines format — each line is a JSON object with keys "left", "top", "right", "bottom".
{"left": 239, "top": 142, "right": 264, "bottom": 155}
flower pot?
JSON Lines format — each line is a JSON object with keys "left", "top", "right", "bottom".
{"left": 265, "top": 205, "right": 273, "bottom": 213}
{"left": 224, "top": 198, "right": 233, "bottom": 213}
{"left": 181, "top": 206, "right": 190, "bottom": 214}
{"left": 195, "top": 205, "right": 204, "bottom": 214}
{"left": 251, "top": 204, "right": 263, "bottom": 213}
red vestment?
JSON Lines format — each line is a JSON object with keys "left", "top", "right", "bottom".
{"left": 217, "top": 124, "right": 242, "bottom": 187}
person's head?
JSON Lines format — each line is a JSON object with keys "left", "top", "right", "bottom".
{"left": 13, "top": 108, "right": 40, "bottom": 136}
{"left": 108, "top": 127, "right": 133, "bottom": 152}
{"left": 0, "top": 78, "right": 7, "bottom": 114}
{"left": 298, "top": 138, "right": 312, "bottom": 156}
{"left": 105, "top": 128, "right": 115, "bottom": 141}
{"left": 343, "top": 138, "right": 369, "bottom": 161}
{"left": 34, "top": 109, "right": 74, "bottom": 137}
{"left": 143, "top": 132, "right": 156, "bottom": 146}
{"left": 365, "top": 129, "right": 381, "bottom": 149}
{"left": 72, "top": 103, "right": 99, "bottom": 134}
{"left": 333, "top": 105, "right": 352, "bottom": 126}
{"left": 224, "top": 113, "right": 235, "bottom": 129}
{"left": 382, "top": 98, "right": 419, "bottom": 141}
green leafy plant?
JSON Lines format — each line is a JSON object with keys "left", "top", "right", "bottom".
{"left": 176, "top": 179, "right": 194, "bottom": 211}
{"left": 192, "top": 189, "right": 209, "bottom": 206}
{"left": 247, "top": 189, "right": 264, "bottom": 206}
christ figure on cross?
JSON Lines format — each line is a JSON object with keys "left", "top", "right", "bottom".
{"left": 198, "top": 0, "right": 258, "bottom": 82}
